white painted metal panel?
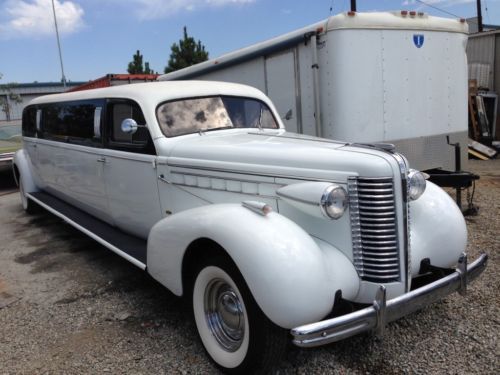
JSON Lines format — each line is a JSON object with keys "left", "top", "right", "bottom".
{"left": 198, "top": 58, "right": 267, "bottom": 93}
{"left": 297, "top": 42, "right": 316, "bottom": 136}
{"left": 101, "top": 150, "right": 162, "bottom": 239}
{"left": 323, "top": 28, "right": 468, "bottom": 170}
{"left": 265, "top": 50, "right": 299, "bottom": 133}
{"left": 35, "top": 140, "right": 112, "bottom": 222}
{"left": 381, "top": 30, "right": 468, "bottom": 140}
{"left": 322, "top": 29, "right": 385, "bottom": 142}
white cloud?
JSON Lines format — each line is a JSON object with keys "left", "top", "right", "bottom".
{"left": 0, "top": 0, "right": 84, "bottom": 39}
{"left": 132, "top": 0, "right": 255, "bottom": 20}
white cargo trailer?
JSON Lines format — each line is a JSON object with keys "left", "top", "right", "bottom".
{"left": 159, "top": 11, "right": 471, "bottom": 177}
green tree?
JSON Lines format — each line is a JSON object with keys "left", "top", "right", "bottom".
{"left": 164, "top": 26, "right": 209, "bottom": 73}
{"left": 127, "top": 50, "right": 154, "bottom": 74}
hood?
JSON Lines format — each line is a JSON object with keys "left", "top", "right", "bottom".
{"left": 165, "top": 130, "right": 398, "bottom": 181}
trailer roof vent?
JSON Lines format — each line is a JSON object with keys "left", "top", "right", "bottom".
{"left": 409, "top": 11, "right": 417, "bottom": 17}
{"left": 401, "top": 10, "right": 408, "bottom": 16}
{"left": 347, "top": 11, "right": 356, "bottom": 17}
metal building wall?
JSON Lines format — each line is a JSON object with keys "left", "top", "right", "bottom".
{"left": 495, "top": 34, "right": 500, "bottom": 95}
{"left": 467, "top": 31, "right": 500, "bottom": 138}
{"left": 467, "top": 33, "right": 496, "bottom": 89}
{"left": 0, "top": 83, "right": 83, "bottom": 122}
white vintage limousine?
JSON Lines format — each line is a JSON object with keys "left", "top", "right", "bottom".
{"left": 14, "top": 81, "right": 487, "bottom": 373}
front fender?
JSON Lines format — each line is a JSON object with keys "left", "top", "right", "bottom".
{"left": 147, "top": 204, "right": 358, "bottom": 328}
{"left": 13, "top": 149, "right": 38, "bottom": 193}
{"left": 410, "top": 181, "right": 467, "bottom": 276}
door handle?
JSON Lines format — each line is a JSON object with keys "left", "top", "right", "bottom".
{"left": 96, "top": 157, "right": 107, "bottom": 163}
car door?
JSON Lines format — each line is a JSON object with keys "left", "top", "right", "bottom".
{"left": 101, "top": 98, "right": 162, "bottom": 239}
{"left": 21, "top": 106, "right": 41, "bottom": 185}
{"left": 36, "top": 101, "right": 113, "bottom": 223}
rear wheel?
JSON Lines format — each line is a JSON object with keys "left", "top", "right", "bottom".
{"left": 192, "top": 255, "right": 287, "bottom": 374}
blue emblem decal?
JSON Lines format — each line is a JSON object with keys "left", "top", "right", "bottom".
{"left": 413, "top": 34, "right": 424, "bottom": 48}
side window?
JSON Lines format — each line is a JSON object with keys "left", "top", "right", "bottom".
{"left": 22, "top": 106, "right": 37, "bottom": 137}
{"left": 106, "top": 100, "right": 156, "bottom": 155}
{"left": 65, "top": 103, "right": 99, "bottom": 144}
{"left": 42, "top": 103, "right": 66, "bottom": 140}
{"left": 40, "top": 100, "right": 103, "bottom": 146}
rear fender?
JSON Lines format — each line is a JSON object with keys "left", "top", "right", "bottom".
{"left": 13, "top": 149, "right": 38, "bottom": 193}
{"left": 147, "top": 203, "right": 359, "bottom": 328}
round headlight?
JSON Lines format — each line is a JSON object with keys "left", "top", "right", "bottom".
{"left": 408, "top": 169, "right": 427, "bottom": 201}
{"left": 320, "top": 185, "right": 348, "bottom": 219}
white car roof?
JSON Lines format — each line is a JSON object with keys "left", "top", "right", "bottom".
{"left": 29, "top": 81, "right": 272, "bottom": 107}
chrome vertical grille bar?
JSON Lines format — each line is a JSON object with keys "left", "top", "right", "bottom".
{"left": 348, "top": 180, "right": 364, "bottom": 276}
{"left": 348, "top": 177, "right": 400, "bottom": 283}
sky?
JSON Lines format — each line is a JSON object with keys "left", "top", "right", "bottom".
{"left": 1, "top": 0, "right": 499, "bottom": 84}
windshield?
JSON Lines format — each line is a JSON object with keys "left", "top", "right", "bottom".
{"left": 156, "top": 96, "right": 278, "bottom": 137}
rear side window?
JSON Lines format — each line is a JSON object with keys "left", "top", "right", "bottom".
{"left": 22, "top": 106, "right": 37, "bottom": 137}
{"left": 41, "top": 100, "right": 104, "bottom": 146}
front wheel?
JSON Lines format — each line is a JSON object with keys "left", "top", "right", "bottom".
{"left": 192, "top": 256, "right": 287, "bottom": 374}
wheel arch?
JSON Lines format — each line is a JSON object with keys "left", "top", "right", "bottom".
{"left": 181, "top": 237, "right": 231, "bottom": 301}
{"left": 147, "top": 203, "right": 339, "bottom": 328}
{"left": 13, "top": 149, "right": 38, "bottom": 194}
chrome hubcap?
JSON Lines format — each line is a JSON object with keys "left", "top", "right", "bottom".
{"left": 204, "top": 278, "right": 245, "bottom": 352}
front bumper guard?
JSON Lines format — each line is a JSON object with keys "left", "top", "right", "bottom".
{"left": 291, "top": 253, "right": 488, "bottom": 348}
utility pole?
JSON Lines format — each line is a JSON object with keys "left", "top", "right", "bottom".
{"left": 350, "top": 0, "right": 357, "bottom": 12}
{"left": 51, "top": 0, "right": 67, "bottom": 87}
{"left": 476, "top": 0, "right": 483, "bottom": 32}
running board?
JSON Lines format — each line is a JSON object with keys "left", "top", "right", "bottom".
{"left": 28, "top": 192, "right": 147, "bottom": 270}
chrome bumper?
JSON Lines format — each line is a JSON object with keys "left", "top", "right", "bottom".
{"left": 291, "top": 253, "right": 488, "bottom": 348}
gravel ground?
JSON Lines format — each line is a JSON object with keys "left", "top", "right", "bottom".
{"left": 0, "top": 159, "right": 498, "bottom": 374}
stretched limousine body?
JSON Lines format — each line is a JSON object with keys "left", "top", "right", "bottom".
{"left": 14, "top": 81, "right": 487, "bottom": 373}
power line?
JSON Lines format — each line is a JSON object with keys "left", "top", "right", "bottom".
{"left": 484, "top": 0, "right": 490, "bottom": 23}
{"left": 414, "top": 0, "right": 463, "bottom": 19}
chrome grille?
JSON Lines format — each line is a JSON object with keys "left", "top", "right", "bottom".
{"left": 348, "top": 177, "right": 400, "bottom": 283}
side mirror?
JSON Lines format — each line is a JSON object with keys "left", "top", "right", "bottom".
{"left": 121, "top": 118, "right": 138, "bottom": 134}
{"left": 284, "top": 109, "right": 293, "bottom": 121}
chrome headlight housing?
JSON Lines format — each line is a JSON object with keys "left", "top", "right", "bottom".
{"left": 320, "top": 185, "right": 348, "bottom": 219}
{"left": 408, "top": 169, "right": 427, "bottom": 201}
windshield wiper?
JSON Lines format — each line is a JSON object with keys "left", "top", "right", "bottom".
{"left": 198, "top": 126, "right": 234, "bottom": 135}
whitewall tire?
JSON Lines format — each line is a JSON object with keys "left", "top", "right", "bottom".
{"left": 192, "top": 255, "right": 287, "bottom": 374}
{"left": 193, "top": 266, "right": 250, "bottom": 369}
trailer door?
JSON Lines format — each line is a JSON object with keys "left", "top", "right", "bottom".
{"left": 265, "top": 50, "right": 300, "bottom": 133}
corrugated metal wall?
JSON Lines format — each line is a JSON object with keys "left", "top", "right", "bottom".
{"left": 467, "top": 31, "right": 500, "bottom": 138}
{"left": 496, "top": 35, "right": 500, "bottom": 97}
{"left": 467, "top": 34, "right": 496, "bottom": 89}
